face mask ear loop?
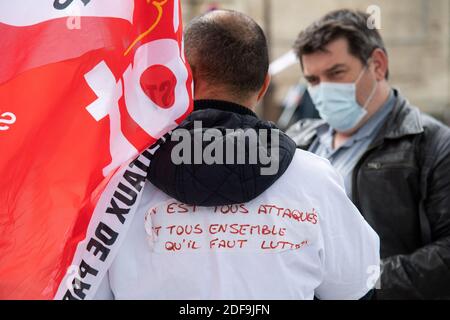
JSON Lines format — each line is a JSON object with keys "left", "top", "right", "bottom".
{"left": 356, "top": 59, "right": 378, "bottom": 110}
{"left": 355, "top": 64, "right": 368, "bottom": 85}
{"left": 363, "top": 77, "right": 378, "bottom": 110}
{"left": 355, "top": 56, "right": 373, "bottom": 83}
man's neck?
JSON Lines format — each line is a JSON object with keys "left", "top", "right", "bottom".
{"left": 333, "top": 132, "right": 352, "bottom": 150}
{"left": 194, "top": 88, "right": 257, "bottom": 112}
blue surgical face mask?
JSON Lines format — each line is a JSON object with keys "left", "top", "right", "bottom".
{"left": 308, "top": 65, "right": 378, "bottom": 132}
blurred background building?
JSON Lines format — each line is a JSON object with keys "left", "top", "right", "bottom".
{"left": 182, "top": 0, "right": 450, "bottom": 126}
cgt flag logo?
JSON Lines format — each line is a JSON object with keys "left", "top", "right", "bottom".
{"left": 0, "top": 0, "right": 193, "bottom": 299}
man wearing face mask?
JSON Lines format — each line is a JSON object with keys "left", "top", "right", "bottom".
{"left": 287, "top": 9, "right": 450, "bottom": 300}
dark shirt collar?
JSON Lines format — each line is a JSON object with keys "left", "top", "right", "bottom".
{"left": 194, "top": 99, "right": 258, "bottom": 118}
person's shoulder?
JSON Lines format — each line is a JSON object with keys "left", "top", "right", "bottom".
{"left": 290, "top": 148, "right": 330, "bottom": 166}
{"left": 399, "top": 96, "right": 450, "bottom": 139}
{"left": 287, "top": 119, "right": 326, "bottom": 135}
{"left": 420, "top": 112, "right": 450, "bottom": 139}
{"left": 283, "top": 149, "right": 341, "bottom": 187}
{"left": 141, "top": 180, "right": 172, "bottom": 205}
{"left": 286, "top": 119, "right": 327, "bottom": 149}
{"left": 394, "top": 96, "right": 450, "bottom": 155}
{"left": 415, "top": 112, "right": 450, "bottom": 160}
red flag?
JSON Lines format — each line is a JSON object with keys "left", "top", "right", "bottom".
{"left": 0, "top": 0, "right": 193, "bottom": 299}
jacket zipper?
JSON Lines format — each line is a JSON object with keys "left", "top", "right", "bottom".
{"left": 366, "top": 161, "right": 418, "bottom": 170}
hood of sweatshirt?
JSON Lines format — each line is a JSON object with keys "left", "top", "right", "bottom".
{"left": 147, "top": 99, "right": 297, "bottom": 206}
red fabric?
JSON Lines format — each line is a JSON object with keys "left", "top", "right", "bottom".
{"left": 0, "top": 0, "right": 192, "bottom": 299}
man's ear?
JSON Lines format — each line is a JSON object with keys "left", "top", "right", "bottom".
{"left": 257, "top": 73, "right": 271, "bottom": 102}
{"left": 371, "top": 48, "right": 389, "bottom": 81}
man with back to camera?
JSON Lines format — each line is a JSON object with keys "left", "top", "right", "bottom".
{"left": 94, "top": 10, "right": 380, "bottom": 300}
{"left": 287, "top": 9, "right": 450, "bottom": 299}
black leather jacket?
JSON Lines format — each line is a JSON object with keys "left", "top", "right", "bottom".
{"left": 287, "top": 90, "right": 450, "bottom": 299}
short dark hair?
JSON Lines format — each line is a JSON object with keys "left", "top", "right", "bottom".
{"left": 184, "top": 10, "right": 269, "bottom": 98}
{"left": 294, "top": 9, "right": 389, "bottom": 79}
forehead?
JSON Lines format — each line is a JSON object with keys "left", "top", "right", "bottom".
{"left": 301, "top": 38, "right": 360, "bottom": 76}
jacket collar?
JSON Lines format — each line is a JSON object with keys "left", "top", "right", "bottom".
{"left": 376, "top": 89, "right": 424, "bottom": 141}
{"left": 194, "top": 99, "right": 258, "bottom": 118}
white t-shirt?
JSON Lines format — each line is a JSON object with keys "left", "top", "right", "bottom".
{"left": 95, "top": 150, "right": 380, "bottom": 300}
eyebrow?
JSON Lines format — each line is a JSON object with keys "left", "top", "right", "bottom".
{"left": 324, "top": 64, "right": 348, "bottom": 74}
{"left": 304, "top": 74, "right": 318, "bottom": 81}
{"left": 304, "top": 63, "right": 349, "bottom": 81}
